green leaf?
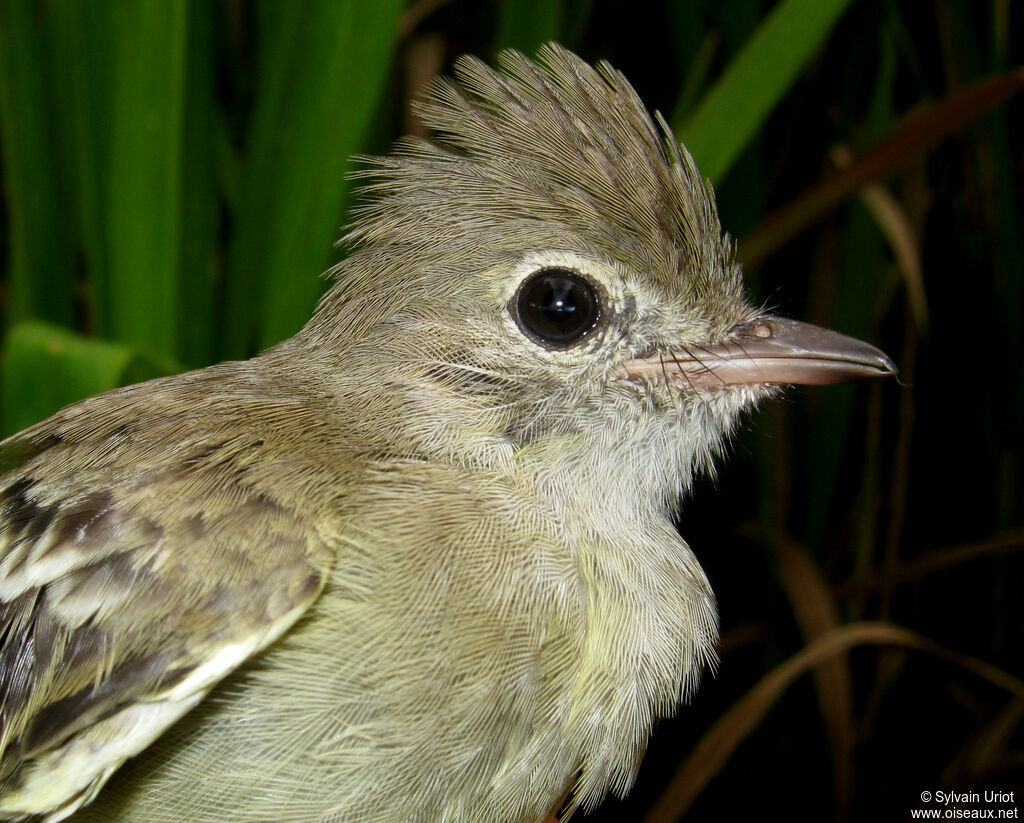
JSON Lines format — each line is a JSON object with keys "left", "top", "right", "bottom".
{"left": 0, "top": 320, "right": 174, "bottom": 435}
{"left": 0, "top": 0, "right": 75, "bottom": 326}
{"left": 223, "top": 0, "right": 403, "bottom": 357}
{"left": 103, "top": 0, "right": 189, "bottom": 358}
{"left": 46, "top": 0, "right": 116, "bottom": 332}
{"left": 676, "top": 0, "right": 853, "bottom": 184}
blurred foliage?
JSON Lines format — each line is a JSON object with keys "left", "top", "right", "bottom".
{"left": 0, "top": 0, "right": 1022, "bottom": 820}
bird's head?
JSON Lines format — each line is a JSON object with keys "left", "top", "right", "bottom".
{"left": 299, "top": 44, "right": 894, "bottom": 501}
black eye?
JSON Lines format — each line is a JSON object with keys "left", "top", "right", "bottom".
{"left": 513, "top": 267, "right": 602, "bottom": 348}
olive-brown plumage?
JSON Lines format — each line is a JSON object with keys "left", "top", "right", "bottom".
{"left": 0, "top": 45, "right": 893, "bottom": 822}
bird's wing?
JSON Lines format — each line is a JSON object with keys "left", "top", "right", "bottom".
{"left": 0, "top": 424, "right": 330, "bottom": 821}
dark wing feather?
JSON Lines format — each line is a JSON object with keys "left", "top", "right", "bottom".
{"left": 0, "top": 417, "right": 330, "bottom": 821}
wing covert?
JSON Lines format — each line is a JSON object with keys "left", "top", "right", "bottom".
{"left": 0, "top": 426, "right": 330, "bottom": 822}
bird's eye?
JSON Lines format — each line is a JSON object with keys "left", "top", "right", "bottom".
{"left": 513, "top": 268, "right": 602, "bottom": 348}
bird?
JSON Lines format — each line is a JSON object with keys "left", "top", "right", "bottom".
{"left": 0, "top": 44, "right": 894, "bottom": 823}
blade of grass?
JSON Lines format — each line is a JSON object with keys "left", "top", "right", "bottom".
{"left": 675, "top": 0, "right": 853, "bottom": 184}
{"left": 669, "top": 30, "right": 721, "bottom": 128}
{"left": 739, "top": 67, "right": 1024, "bottom": 269}
{"left": 836, "top": 528, "right": 1024, "bottom": 598}
{"left": 775, "top": 539, "right": 853, "bottom": 817}
{"left": 222, "top": 0, "right": 403, "bottom": 358}
{"left": 961, "top": 698, "right": 1024, "bottom": 777}
{"left": 642, "top": 622, "right": 1024, "bottom": 823}
{"left": 46, "top": 0, "right": 116, "bottom": 335}
{"left": 105, "top": 0, "right": 189, "bottom": 358}
{"left": 0, "top": 0, "right": 75, "bottom": 326}
{"left": 177, "top": 0, "right": 217, "bottom": 367}
{"left": 846, "top": 166, "right": 928, "bottom": 334}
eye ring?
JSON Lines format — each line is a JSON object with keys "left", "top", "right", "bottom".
{"left": 512, "top": 267, "right": 603, "bottom": 348}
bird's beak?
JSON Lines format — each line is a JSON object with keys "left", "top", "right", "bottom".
{"left": 614, "top": 316, "right": 897, "bottom": 388}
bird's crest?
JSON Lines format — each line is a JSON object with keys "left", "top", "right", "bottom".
{"left": 345, "top": 44, "right": 735, "bottom": 293}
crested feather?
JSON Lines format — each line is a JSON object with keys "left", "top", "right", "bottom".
{"left": 344, "top": 45, "right": 738, "bottom": 305}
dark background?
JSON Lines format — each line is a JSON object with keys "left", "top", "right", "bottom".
{"left": 0, "top": 1, "right": 1022, "bottom": 821}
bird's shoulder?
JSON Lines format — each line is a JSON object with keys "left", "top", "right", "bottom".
{"left": 0, "top": 362, "right": 337, "bottom": 820}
